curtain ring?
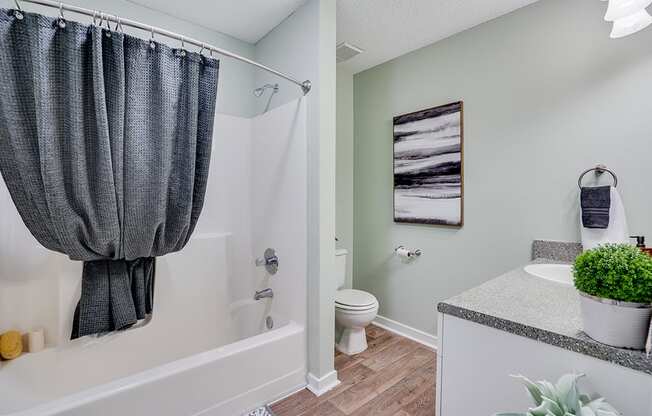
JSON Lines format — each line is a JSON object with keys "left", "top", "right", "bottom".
{"left": 179, "top": 37, "right": 186, "bottom": 57}
{"left": 92, "top": 10, "right": 98, "bottom": 25}
{"left": 149, "top": 27, "right": 156, "bottom": 50}
{"left": 13, "top": 0, "right": 24, "bottom": 20}
{"left": 113, "top": 15, "right": 123, "bottom": 33}
{"left": 57, "top": 3, "right": 66, "bottom": 28}
{"left": 101, "top": 13, "right": 111, "bottom": 37}
{"left": 199, "top": 43, "right": 205, "bottom": 55}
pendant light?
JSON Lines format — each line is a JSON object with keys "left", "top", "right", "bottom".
{"left": 610, "top": 9, "right": 652, "bottom": 38}
{"left": 603, "top": 0, "right": 652, "bottom": 38}
{"left": 605, "top": 0, "right": 652, "bottom": 20}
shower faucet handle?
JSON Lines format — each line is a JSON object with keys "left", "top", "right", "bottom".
{"left": 256, "top": 248, "right": 279, "bottom": 275}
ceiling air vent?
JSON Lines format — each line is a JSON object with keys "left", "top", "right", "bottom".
{"left": 336, "top": 42, "right": 363, "bottom": 63}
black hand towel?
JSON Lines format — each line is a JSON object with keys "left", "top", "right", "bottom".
{"left": 581, "top": 186, "right": 611, "bottom": 229}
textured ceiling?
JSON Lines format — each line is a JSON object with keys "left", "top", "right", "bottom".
{"left": 127, "top": 0, "right": 306, "bottom": 44}
{"left": 337, "top": 0, "right": 541, "bottom": 74}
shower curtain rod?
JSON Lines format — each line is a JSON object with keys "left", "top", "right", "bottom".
{"left": 12, "top": 0, "right": 312, "bottom": 94}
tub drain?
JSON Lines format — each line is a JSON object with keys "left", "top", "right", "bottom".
{"left": 266, "top": 316, "right": 274, "bottom": 330}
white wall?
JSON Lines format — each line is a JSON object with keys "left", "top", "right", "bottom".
{"left": 254, "top": 0, "right": 337, "bottom": 389}
{"left": 336, "top": 69, "right": 354, "bottom": 288}
{"left": 253, "top": 4, "right": 314, "bottom": 116}
{"left": 0, "top": 0, "right": 256, "bottom": 117}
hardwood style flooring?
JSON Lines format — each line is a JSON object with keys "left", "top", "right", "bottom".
{"left": 271, "top": 325, "right": 436, "bottom": 416}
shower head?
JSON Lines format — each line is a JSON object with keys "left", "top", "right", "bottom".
{"left": 253, "top": 83, "right": 279, "bottom": 97}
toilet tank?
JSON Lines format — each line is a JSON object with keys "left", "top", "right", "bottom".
{"left": 335, "top": 249, "right": 348, "bottom": 289}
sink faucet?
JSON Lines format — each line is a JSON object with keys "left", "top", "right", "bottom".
{"left": 254, "top": 288, "right": 274, "bottom": 301}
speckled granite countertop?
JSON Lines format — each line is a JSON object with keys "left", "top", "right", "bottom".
{"left": 437, "top": 259, "right": 652, "bottom": 375}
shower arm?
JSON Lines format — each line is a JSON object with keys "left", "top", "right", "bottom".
{"left": 12, "top": 0, "right": 312, "bottom": 95}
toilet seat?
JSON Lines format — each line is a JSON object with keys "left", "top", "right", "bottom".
{"left": 335, "top": 289, "right": 378, "bottom": 311}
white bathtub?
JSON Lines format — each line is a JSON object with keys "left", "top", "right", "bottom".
{"left": 0, "top": 234, "right": 307, "bottom": 416}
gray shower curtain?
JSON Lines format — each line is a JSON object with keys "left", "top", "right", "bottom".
{"left": 0, "top": 9, "right": 219, "bottom": 338}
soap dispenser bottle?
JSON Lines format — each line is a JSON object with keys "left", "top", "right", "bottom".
{"left": 630, "top": 235, "right": 652, "bottom": 256}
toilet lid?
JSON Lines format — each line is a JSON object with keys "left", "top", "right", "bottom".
{"left": 335, "top": 289, "right": 377, "bottom": 308}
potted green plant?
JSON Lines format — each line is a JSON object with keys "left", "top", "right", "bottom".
{"left": 573, "top": 243, "right": 652, "bottom": 350}
{"left": 494, "top": 373, "right": 620, "bottom": 416}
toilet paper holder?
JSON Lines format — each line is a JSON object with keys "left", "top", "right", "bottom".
{"left": 394, "top": 245, "right": 422, "bottom": 258}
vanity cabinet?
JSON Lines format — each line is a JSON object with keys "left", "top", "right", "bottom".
{"left": 436, "top": 313, "right": 652, "bottom": 416}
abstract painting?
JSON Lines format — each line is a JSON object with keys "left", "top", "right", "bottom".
{"left": 393, "top": 101, "right": 464, "bottom": 226}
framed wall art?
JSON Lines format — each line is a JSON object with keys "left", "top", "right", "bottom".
{"left": 393, "top": 101, "right": 464, "bottom": 226}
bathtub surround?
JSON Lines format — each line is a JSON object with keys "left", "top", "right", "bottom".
{"left": 0, "top": 10, "right": 218, "bottom": 338}
{"left": 348, "top": 0, "right": 652, "bottom": 337}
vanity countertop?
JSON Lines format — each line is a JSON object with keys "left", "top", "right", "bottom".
{"left": 437, "top": 259, "right": 652, "bottom": 375}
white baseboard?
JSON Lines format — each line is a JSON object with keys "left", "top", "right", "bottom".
{"left": 305, "top": 370, "right": 340, "bottom": 397}
{"left": 268, "top": 382, "right": 308, "bottom": 405}
{"left": 373, "top": 315, "right": 438, "bottom": 350}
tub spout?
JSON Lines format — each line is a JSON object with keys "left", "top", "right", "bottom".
{"left": 254, "top": 288, "right": 274, "bottom": 301}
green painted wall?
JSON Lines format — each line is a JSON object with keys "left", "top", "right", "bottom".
{"left": 352, "top": 0, "right": 652, "bottom": 335}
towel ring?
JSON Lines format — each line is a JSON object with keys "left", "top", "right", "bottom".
{"left": 578, "top": 165, "right": 618, "bottom": 189}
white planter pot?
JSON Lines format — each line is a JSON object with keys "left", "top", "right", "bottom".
{"left": 580, "top": 292, "right": 652, "bottom": 350}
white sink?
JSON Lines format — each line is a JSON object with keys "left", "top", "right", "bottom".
{"left": 523, "top": 264, "right": 574, "bottom": 285}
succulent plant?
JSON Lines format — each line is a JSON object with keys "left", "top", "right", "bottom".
{"left": 494, "top": 373, "right": 620, "bottom": 416}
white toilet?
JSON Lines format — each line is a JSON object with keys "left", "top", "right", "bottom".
{"left": 334, "top": 249, "right": 379, "bottom": 355}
